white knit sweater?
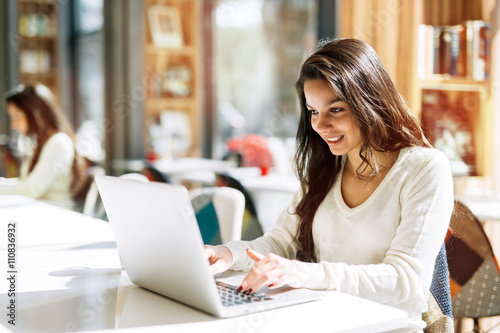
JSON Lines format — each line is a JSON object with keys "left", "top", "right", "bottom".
{"left": 226, "top": 147, "right": 454, "bottom": 331}
{"left": 0, "top": 132, "right": 75, "bottom": 210}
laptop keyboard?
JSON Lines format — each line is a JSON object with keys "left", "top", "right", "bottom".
{"left": 216, "top": 282, "right": 273, "bottom": 307}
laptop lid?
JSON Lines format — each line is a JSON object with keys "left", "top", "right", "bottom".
{"left": 95, "top": 175, "right": 224, "bottom": 316}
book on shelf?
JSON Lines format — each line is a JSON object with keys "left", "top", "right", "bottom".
{"left": 418, "top": 20, "right": 490, "bottom": 81}
{"left": 466, "top": 20, "right": 490, "bottom": 81}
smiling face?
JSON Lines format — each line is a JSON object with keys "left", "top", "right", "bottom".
{"left": 7, "top": 103, "right": 29, "bottom": 136}
{"left": 304, "top": 79, "right": 363, "bottom": 158}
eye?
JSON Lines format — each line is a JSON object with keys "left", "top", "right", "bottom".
{"left": 330, "top": 107, "right": 344, "bottom": 113}
{"left": 307, "top": 109, "right": 318, "bottom": 115}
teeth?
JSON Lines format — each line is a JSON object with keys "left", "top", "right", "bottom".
{"left": 327, "top": 136, "right": 342, "bottom": 142}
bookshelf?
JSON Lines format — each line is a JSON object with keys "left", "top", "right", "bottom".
{"left": 338, "top": 0, "right": 497, "bottom": 182}
{"left": 143, "top": 0, "right": 201, "bottom": 159}
{"left": 416, "top": 2, "right": 493, "bottom": 178}
{"left": 17, "top": 0, "right": 59, "bottom": 100}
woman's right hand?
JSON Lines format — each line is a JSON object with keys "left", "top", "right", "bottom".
{"left": 204, "top": 245, "right": 233, "bottom": 275}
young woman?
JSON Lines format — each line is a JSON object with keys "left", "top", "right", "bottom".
{"left": 0, "top": 84, "right": 85, "bottom": 209}
{"left": 205, "top": 39, "right": 454, "bottom": 331}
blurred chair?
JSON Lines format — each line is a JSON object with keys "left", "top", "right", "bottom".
{"left": 215, "top": 172, "right": 264, "bottom": 241}
{"left": 0, "top": 140, "right": 20, "bottom": 178}
{"left": 190, "top": 187, "right": 245, "bottom": 245}
{"left": 446, "top": 200, "right": 500, "bottom": 333}
{"left": 81, "top": 165, "right": 106, "bottom": 218}
{"left": 222, "top": 151, "right": 243, "bottom": 167}
{"left": 424, "top": 243, "right": 454, "bottom": 333}
{"left": 83, "top": 171, "right": 149, "bottom": 219}
{"left": 119, "top": 173, "right": 149, "bottom": 183}
{"left": 142, "top": 162, "right": 172, "bottom": 183}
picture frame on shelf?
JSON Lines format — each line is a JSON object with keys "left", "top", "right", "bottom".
{"left": 146, "top": 111, "right": 192, "bottom": 159}
{"left": 148, "top": 5, "right": 184, "bottom": 48}
{"left": 420, "top": 89, "right": 481, "bottom": 177}
{"left": 160, "top": 110, "right": 192, "bottom": 158}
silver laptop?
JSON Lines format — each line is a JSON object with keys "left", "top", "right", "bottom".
{"left": 95, "top": 175, "right": 323, "bottom": 318}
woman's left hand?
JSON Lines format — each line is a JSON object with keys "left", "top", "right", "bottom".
{"left": 238, "top": 248, "right": 302, "bottom": 294}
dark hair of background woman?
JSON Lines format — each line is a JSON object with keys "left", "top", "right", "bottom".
{"left": 294, "top": 38, "right": 431, "bottom": 262}
{"left": 5, "top": 84, "right": 86, "bottom": 198}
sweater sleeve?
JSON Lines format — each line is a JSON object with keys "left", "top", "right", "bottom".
{"left": 295, "top": 150, "right": 454, "bottom": 305}
{"left": 0, "top": 134, "right": 74, "bottom": 199}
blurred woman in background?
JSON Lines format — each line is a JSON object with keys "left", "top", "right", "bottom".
{"left": 0, "top": 84, "right": 85, "bottom": 209}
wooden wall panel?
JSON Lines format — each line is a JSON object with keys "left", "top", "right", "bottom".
{"left": 491, "top": 1, "right": 500, "bottom": 191}
{"left": 422, "top": 0, "right": 484, "bottom": 25}
{"left": 338, "top": 0, "right": 421, "bottom": 112}
{"left": 396, "top": 0, "right": 422, "bottom": 114}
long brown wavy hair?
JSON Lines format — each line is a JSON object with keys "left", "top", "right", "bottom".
{"left": 294, "top": 38, "right": 431, "bottom": 262}
{"left": 5, "top": 84, "right": 86, "bottom": 198}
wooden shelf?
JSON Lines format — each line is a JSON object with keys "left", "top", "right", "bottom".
{"left": 145, "top": 44, "right": 195, "bottom": 56}
{"left": 420, "top": 77, "right": 489, "bottom": 91}
{"left": 145, "top": 97, "right": 195, "bottom": 114}
{"left": 20, "top": 71, "right": 57, "bottom": 78}
{"left": 420, "top": 76, "right": 488, "bottom": 86}
{"left": 143, "top": 0, "right": 201, "bottom": 158}
{"left": 19, "top": 35, "right": 57, "bottom": 41}
{"left": 17, "top": 0, "right": 60, "bottom": 100}
{"left": 18, "top": 0, "right": 55, "bottom": 3}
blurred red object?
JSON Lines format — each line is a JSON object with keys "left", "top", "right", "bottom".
{"left": 226, "top": 134, "right": 274, "bottom": 173}
{"left": 146, "top": 151, "right": 159, "bottom": 161}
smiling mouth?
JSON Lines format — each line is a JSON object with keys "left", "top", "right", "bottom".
{"left": 326, "top": 136, "right": 343, "bottom": 143}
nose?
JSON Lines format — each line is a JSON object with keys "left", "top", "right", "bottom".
{"left": 312, "top": 113, "right": 332, "bottom": 133}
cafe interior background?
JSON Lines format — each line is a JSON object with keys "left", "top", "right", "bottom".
{"left": 0, "top": 0, "right": 499, "bottom": 330}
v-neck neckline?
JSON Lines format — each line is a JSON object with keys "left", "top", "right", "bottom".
{"left": 334, "top": 149, "right": 403, "bottom": 216}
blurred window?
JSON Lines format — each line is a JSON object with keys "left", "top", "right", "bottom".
{"left": 74, "top": 0, "right": 105, "bottom": 164}
{"left": 213, "top": 0, "right": 318, "bottom": 158}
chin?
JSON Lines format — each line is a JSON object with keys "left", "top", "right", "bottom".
{"left": 328, "top": 148, "right": 345, "bottom": 156}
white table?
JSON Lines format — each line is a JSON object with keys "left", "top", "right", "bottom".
{"left": 0, "top": 196, "right": 409, "bottom": 333}
{"left": 112, "top": 158, "right": 236, "bottom": 184}
{"left": 457, "top": 193, "right": 500, "bottom": 222}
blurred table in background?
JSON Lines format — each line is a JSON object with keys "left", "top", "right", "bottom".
{"left": 457, "top": 191, "right": 500, "bottom": 267}
{"left": 457, "top": 192, "right": 500, "bottom": 222}
{"left": 152, "top": 158, "right": 235, "bottom": 184}
{"left": 112, "top": 158, "right": 236, "bottom": 184}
